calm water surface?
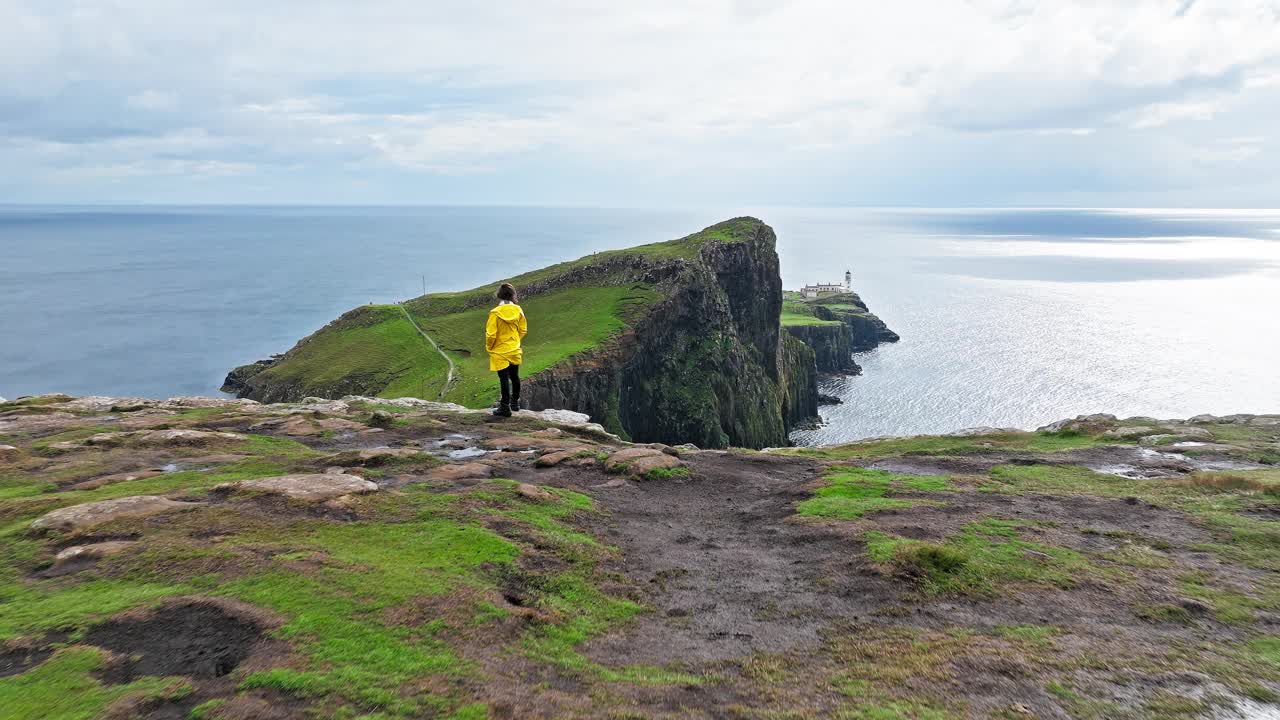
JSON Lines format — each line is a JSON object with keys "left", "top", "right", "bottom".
{"left": 2, "top": 205, "right": 1277, "bottom": 444}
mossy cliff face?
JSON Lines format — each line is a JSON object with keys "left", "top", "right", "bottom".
{"left": 226, "top": 218, "right": 812, "bottom": 449}
{"left": 811, "top": 293, "right": 899, "bottom": 351}
{"left": 783, "top": 324, "right": 859, "bottom": 374}
{"left": 525, "top": 219, "right": 797, "bottom": 449}
{"left": 779, "top": 335, "right": 819, "bottom": 428}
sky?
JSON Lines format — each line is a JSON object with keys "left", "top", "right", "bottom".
{"left": 2, "top": 1, "right": 1279, "bottom": 207}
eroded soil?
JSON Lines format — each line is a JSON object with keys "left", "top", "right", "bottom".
{"left": 1, "top": 396, "right": 1277, "bottom": 719}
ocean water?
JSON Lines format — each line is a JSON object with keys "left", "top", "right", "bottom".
{"left": 2, "top": 205, "right": 1277, "bottom": 443}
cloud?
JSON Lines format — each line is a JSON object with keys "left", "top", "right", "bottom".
{"left": 1, "top": 0, "right": 1278, "bottom": 204}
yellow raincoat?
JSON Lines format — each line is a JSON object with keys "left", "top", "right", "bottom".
{"left": 485, "top": 302, "right": 527, "bottom": 371}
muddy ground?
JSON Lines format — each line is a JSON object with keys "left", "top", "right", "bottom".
{"left": 1, "top": 396, "right": 1277, "bottom": 719}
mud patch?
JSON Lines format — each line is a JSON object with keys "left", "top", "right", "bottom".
{"left": 0, "top": 635, "right": 64, "bottom": 677}
{"left": 85, "top": 599, "right": 275, "bottom": 681}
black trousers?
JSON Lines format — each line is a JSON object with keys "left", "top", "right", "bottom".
{"left": 497, "top": 363, "right": 521, "bottom": 404}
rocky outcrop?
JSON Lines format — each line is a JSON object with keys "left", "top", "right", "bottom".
{"left": 810, "top": 294, "right": 899, "bottom": 352}
{"left": 782, "top": 324, "right": 861, "bottom": 374}
{"left": 31, "top": 496, "right": 201, "bottom": 532}
{"left": 517, "top": 219, "right": 805, "bottom": 448}
{"left": 780, "top": 334, "right": 819, "bottom": 428}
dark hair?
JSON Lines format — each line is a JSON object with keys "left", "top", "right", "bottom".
{"left": 496, "top": 283, "right": 518, "bottom": 302}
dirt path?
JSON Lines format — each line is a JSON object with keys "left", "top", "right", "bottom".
{"left": 567, "top": 452, "right": 907, "bottom": 666}
{"left": 397, "top": 302, "right": 455, "bottom": 400}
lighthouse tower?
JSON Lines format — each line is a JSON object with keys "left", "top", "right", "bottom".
{"left": 844, "top": 269, "right": 852, "bottom": 291}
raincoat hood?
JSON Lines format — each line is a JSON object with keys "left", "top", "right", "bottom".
{"left": 491, "top": 303, "right": 523, "bottom": 321}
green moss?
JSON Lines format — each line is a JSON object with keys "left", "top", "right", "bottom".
{"left": 797, "top": 468, "right": 946, "bottom": 520}
{"left": 865, "top": 519, "right": 1102, "bottom": 596}
{"left": 0, "top": 647, "right": 187, "bottom": 720}
{"left": 1249, "top": 636, "right": 1280, "bottom": 668}
{"left": 994, "top": 624, "right": 1058, "bottom": 647}
{"left": 779, "top": 431, "right": 1111, "bottom": 460}
{"left": 641, "top": 466, "right": 689, "bottom": 480}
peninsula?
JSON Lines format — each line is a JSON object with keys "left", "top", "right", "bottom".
{"left": 223, "top": 218, "right": 897, "bottom": 449}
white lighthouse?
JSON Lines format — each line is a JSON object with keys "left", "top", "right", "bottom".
{"left": 844, "top": 269, "right": 852, "bottom": 291}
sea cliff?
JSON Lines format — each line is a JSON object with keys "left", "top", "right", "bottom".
{"left": 225, "top": 218, "right": 815, "bottom": 449}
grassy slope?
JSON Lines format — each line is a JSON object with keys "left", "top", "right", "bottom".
{"left": 409, "top": 285, "right": 661, "bottom": 408}
{"left": 243, "top": 305, "right": 452, "bottom": 400}
{"left": 245, "top": 218, "right": 762, "bottom": 405}
{"left": 781, "top": 295, "right": 843, "bottom": 328}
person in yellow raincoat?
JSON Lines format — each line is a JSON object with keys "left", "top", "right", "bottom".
{"left": 485, "top": 283, "right": 527, "bottom": 417}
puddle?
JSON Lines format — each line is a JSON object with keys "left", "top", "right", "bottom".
{"left": 448, "top": 447, "right": 488, "bottom": 459}
{"left": 160, "top": 463, "right": 181, "bottom": 473}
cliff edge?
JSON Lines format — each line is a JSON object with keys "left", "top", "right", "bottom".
{"left": 224, "top": 218, "right": 813, "bottom": 449}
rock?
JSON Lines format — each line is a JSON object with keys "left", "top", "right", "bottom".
{"left": 0, "top": 445, "right": 21, "bottom": 462}
{"left": 604, "top": 447, "right": 665, "bottom": 472}
{"left": 66, "top": 469, "right": 166, "bottom": 491}
{"left": 535, "top": 448, "right": 596, "bottom": 467}
{"left": 286, "top": 399, "right": 351, "bottom": 414}
{"left": 55, "top": 541, "right": 138, "bottom": 565}
{"left": 32, "top": 496, "right": 200, "bottom": 532}
{"left": 160, "top": 396, "right": 255, "bottom": 409}
{"left": 947, "top": 427, "right": 1021, "bottom": 437}
{"left": 224, "top": 474, "right": 377, "bottom": 502}
{"left": 252, "top": 416, "right": 368, "bottom": 436}
{"left": 672, "top": 443, "right": 700, "bottom": 454}
{"left": 1249, "top": 416, "right": 1280, "bottom": 427}
{"left": 322, "top": 448, "right": 428, "bottom": 466}
{"left": 1101, "top": 426, "right": 1161, "bottom": 440}
{"left": 481, "top": 435, "right": 582, "bottom": 453}
{"left": 343, "top": 396, "right": 473, "bottom": 413}
{"left": 515, "top": 483, "right": 554, "bottom": 502}
{"left": 1188, "top": 414, "right": 1219, "bottom": 424}
{"left": 427, "top": 463, "right": 493, "bottom": 482}
{"left": 593, "top": 478, "right": 631, "bottom": 489}
{"left": 1038, "top": 414, "right": 1118, "bottom": 434}
{"left": 605, "top": 447, "right": 683, "bottom": 476}
{"left": 368, "top": 410, "right": 396, "bottom": 428}
{"left": 628, "top": 453, "right": 683, "bottom": 476}
{"left": 529, "top": 428, "right": 565, "bottom": 439}
{"left": 137, "top": 429, "right": 245, "bottom": 446}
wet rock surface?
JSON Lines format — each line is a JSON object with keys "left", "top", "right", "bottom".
{"left": 31, "top": 495, "right": 200, "bottom": 532}
{"left": 222, "top": 473, "right": 378, "bottom": 502}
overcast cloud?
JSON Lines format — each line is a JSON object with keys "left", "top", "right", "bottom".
{"left": 2, "top": 0, "right": 1279, "bottom": 206}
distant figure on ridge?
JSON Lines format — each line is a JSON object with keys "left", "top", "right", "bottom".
{"left": 486, "top": 283, "right": 527, "bottom": 417}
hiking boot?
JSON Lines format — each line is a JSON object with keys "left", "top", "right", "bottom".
{"left": 492, "top": 402, "right": 512, "bottom": 418}
{"left": 511, "top": 395, "right": 522, "bottom": 411}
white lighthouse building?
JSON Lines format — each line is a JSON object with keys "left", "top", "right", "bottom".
{"left": 801, "top": 269, "right": 853, "bottom": 299}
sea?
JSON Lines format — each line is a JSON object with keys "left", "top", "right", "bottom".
{"left": 2, "top": 205, "right": 1278, "bottom": 445}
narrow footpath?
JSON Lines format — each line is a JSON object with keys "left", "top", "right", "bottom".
{"left": 397, "top": 303, "right": 455, "bottom": 400}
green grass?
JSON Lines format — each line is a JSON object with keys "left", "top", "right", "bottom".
{"left": 984, "top": 463, "right": 1280, "bottom": 572}
{"left": 409, "top": 284, "right": 662, "bottom": 407}
{"left": 780, "top": 311, "right": 843, "bottom": 327}
{"left": 778, "top": 431, "right": 1112, "bottom": 460}
{"left": 641, "top": 466, "right": 689, "bottom": 480}
{"left": 0, "top": 647, "right": 190, "bottom": 720}
{"left": 865, "top": 519, "right": 1103, "bottom": 596}
{"left": 244, "top": 304, "right": 453, "bottom": 402}
{"left": 796, "top": 468, "right": 948, "bottom": 520}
